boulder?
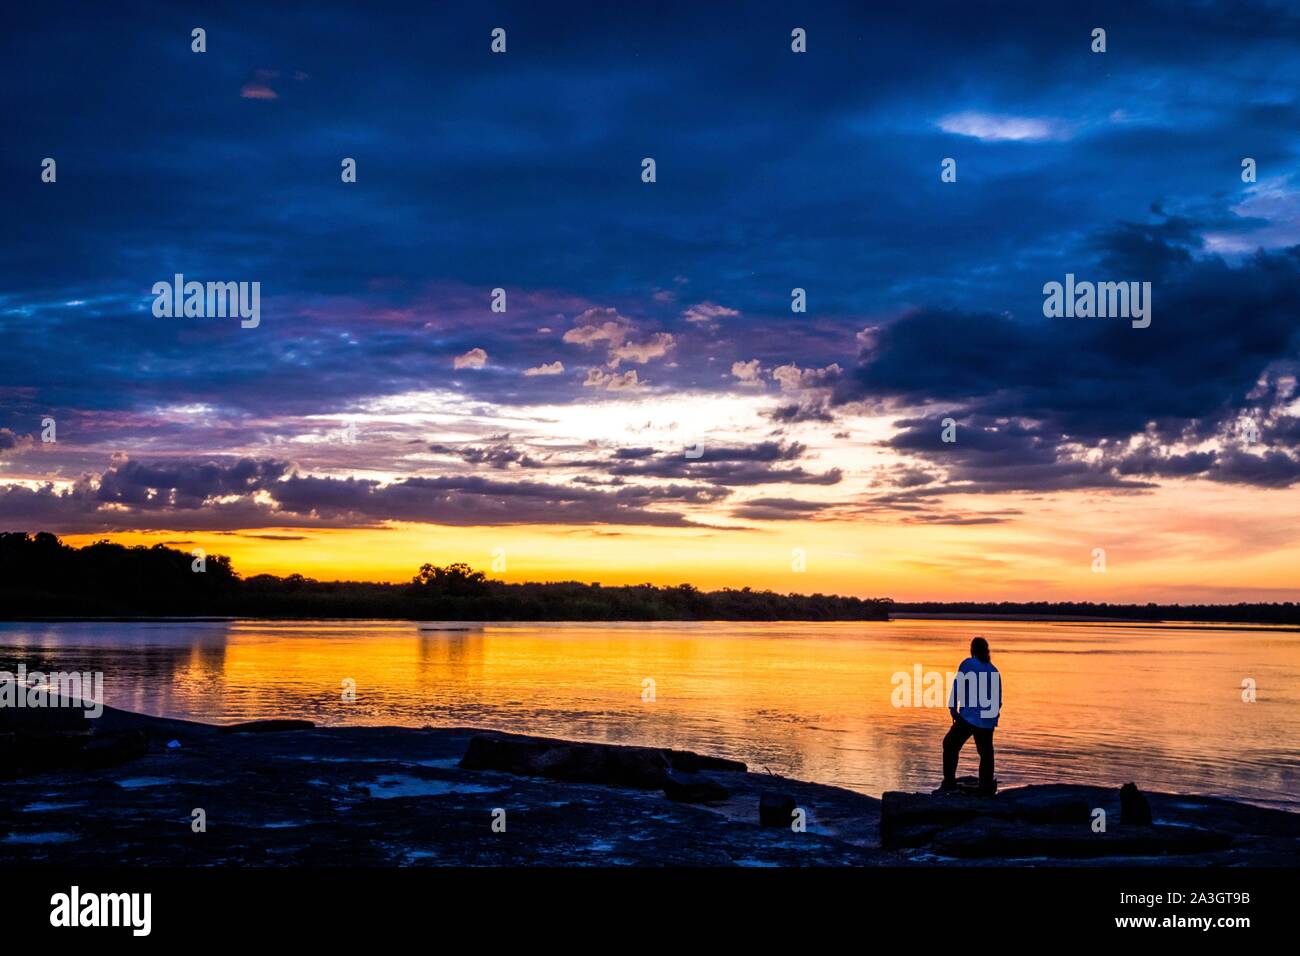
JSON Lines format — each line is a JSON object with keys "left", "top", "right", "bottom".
{"left": 881, "top": 786, "right": 1090, "bottom": 849}
{"left": 1120, "top": 782, "right": 1153, "bottom": 825}
{"left": 759, "top": 792, "right": 798, "bottom": 828}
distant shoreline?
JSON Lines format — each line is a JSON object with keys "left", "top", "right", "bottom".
{"left": 889, "top": 612, "right": 1300, "bottom": 631}
{"left": 4, "top": 613, "right": 1300, "bottom": 632}
{"left": 893, "top": 611, "right": 1147, "bottom": 622}
{"left": 4, "top": 535, "right": 1298, "bottom": 625}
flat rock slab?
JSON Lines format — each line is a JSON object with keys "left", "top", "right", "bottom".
{"left": 883, "top": 783, "right": 1300, "bottom": 864}
{"left": 0, "top": 728, "right": 148, "bottom": 778}
{"left": 459, "top": 732, "right": 746, "bottom": 790}
{"left": 928, "top": 819, "right": 1234, "bottom": 859}
{"left": 218, "top": 719, "right": 316, "bottom": 735}
{"left": 0, "top": 709, "right": 877, "bottom": 867}
{"left": 881, "top": 786, "right": 1089, "bottom": 848}
{"left": 0, "top": 705, "right": 1293, "bottom": 867}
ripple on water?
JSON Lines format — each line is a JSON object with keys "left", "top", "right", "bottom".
{"left": 4, "top": 832, "right": 77, "bottom": 844}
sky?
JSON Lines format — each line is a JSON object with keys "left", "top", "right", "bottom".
{"left": 2, "top": 0, "right": 1299, "bottom": 602}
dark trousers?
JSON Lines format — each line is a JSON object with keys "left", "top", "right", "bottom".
{"left": 943, "top": 717, "right": 995, "bottom": 788}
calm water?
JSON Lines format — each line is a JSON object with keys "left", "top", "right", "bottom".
{"left": 2, "top": 618, "right": 1297, "bottom": 810}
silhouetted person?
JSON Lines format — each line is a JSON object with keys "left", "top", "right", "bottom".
{"left": 940, "top": 636, "right": 1001, "bottom": 796}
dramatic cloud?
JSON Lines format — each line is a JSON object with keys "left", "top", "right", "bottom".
{"left": 563, "top": 308, "right": 633, "bottom": 348}
{"left": 582, "top": 368, "right": 642, "bottom": 391}
{"left": 682, "top": 302, "right": 739, "bottom": 328}
{"left": 453, "top": 348, "right": 488, "bottom": 369}
{"left": 731, "top": 359, "right": 763, "bottom": 386}
{"left": 772, "top": 363, "right": 842, "bottom": 393}
{"left": 731, "top": 497, "right": 829, "bottom": 521}
{"left": 609, "top": 332, "right": 675, "bottom": 367}
{"left": 838, "top": 226, "right": 1300, "bottom": 493}
{"left": 3, "top": 0, "right": 1299, "bottom": 571}
{"left": 95, "top": 457, "right": 291, "bottom": 508}
{"left": 563, "top": 308, "right": 674, "bottom": 370}
{"left": 608, "top": 442, "right": 843, "bottom": 487}
{"left": 0, "top": 456, "right": 733, "bottom": 532}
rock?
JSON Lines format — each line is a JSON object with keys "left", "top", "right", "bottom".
{"left": 928, "top": 818, "right": 1233, "bottom": 859}
{"left": 77, "top": 729, "right": 149, "bottom": 768}
{"left": 662, "top": 773, "right": 731, "bottom": 804}
{"left": 882, "top": 782, "right": 1243, "bottom": 860}
{"left": 881, "top": 786, "right": 1090, "bottom": 849}
{"left": 0, "top": 728, "right": 148, "bottom": 777}
{"left": 0, "top": 685, "right": 97, "bottom": 731}
{"left": 461, "top": 734, "right": 668, "bottom": 788}
{"left": 2, "top": 701, "right": 1295, "bottom": 868}
{"left": 218, "top": 719, "right": 315, "bottom": 734}
{"left": 1120, "top": 782, "right": 1153, "bottom": 825}
{"left": 666, "top": 750, "right": 747, "bottom": 774}
{"left": 759, "top": 792, "right": 798, "bottom": 827}
{"left": 459, "top": 733, "right": 743, "bottom": 790}
{"left": 932, "top": 774, "right": 997, "bottom": 796}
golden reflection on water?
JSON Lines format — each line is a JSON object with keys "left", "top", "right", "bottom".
{"left": 2, "top": 618, "right": 1297, "bottom": 810}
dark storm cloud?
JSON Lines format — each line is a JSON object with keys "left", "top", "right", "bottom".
{"left": 1111, "top": 444, "right": 1218, "bottom": 479}
{"left": 768, "top": 400, "right": 835, "bottom": 424}
{"left": 2, "top": 0, "right": 1300, "bottom": 532}
{"left": 2, "top": 0, "right": 1298, "bottom": 427}
{"left": 430, "top": 442, "right": 548, "bottom": 470}
{"left": 608, "top": 441, "right": 843, "bottom": 486}
{"left": 95, "top": 458, "right": 290, "bottom": 508}
{"left": 841, "top": 228, "right": 1300, "bottom": 492}
{"left": 1207, "top": 450, "right": 1300, "bottom": 488}
{"left": 0, "top": 457, "right": 733, "bottom": 532}
{"left": 730, "top": 497, "right": 830, "bottom": 521}
{"left": 266, "top": 473, "right": 724, "bottom": 527}
{"left": 883, "top": 415, "right": 1154, "bottom": 495}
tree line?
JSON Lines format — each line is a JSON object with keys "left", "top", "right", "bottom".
{"left": 4, "top": 533, "right": 1296, "bottom": 624}
{"left": 0, "top": 533, "right": 892, "bottom": 620}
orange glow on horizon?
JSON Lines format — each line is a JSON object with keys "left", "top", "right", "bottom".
{"left": 60, "top": 478, "right": 1300, "bottom": 604}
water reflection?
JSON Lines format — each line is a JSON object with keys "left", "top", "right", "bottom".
{"left": 0, "top": 618, "right": 1296, "bottom": 810}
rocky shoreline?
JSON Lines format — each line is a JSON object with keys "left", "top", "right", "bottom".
{"left": 2, "top": 703, "right": 1297, "bottom": 866}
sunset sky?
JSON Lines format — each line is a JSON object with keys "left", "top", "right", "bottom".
{"left": 2, "top": 1, "right": 1299, "bottom": 602}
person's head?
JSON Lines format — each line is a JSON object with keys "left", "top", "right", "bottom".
{"left": 970, "top": 636, "right": 991, "bottom": 663}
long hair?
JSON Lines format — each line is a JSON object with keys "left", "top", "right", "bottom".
{"left": 970, "top": 636, "right": 991, "bottom": 663}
